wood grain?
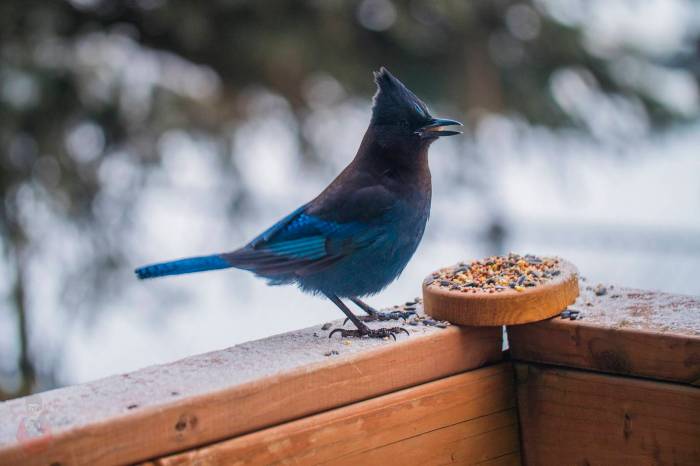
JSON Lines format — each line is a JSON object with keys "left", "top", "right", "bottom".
{"left": 423, "top": 259, "right": 579, "bottom": 326}
{"left": 508, "top": 288, "right": 700, "bottom": 384}
{"left": 146, "top": 363, "right": 519, "bottom": 466}
{"left": 0, "top": 315, "right": 502, "bottom": 466}
{"left": 515, "top": 363, "right": 700, "bottom": 466}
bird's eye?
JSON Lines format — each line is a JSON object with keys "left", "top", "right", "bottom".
{"left": 413, "top": 103, "right": 426, "bottom": 118}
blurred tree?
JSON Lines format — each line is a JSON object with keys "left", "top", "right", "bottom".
{"left": 1, "top": 0, "right": 697, "bottom": 398}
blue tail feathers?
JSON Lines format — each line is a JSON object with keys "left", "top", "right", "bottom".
{"left": 135, "top": 255, "right": 232, "bottom": 279}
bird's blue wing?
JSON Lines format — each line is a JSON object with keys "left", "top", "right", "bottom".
{"left": 248, "top": 205, "right": 309, "bottom": 249}
{"left": 223, "top": 205, "right": 376, "bottom": 278}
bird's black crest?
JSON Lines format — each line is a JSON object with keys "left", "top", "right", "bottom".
{"left": 371, "top": 67, "right": 429, "bottom": 125}
{"left": 373, "top": 67, "right": 402, "bottom": 93}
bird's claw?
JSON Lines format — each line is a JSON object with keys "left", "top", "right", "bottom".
{"left": 368, "top": 310, "right": 416, "bottom": 322}
{"left": 328, "top": 326, "right": 410, "bottom": 340}
{"left": 343, "top": 310, "right": 416, "bottom": 326}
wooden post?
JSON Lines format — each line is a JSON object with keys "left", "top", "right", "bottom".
{"left": 515, "top": 363, "right": 700, "bottom": 465}
{"left": 509, "top": 286, "right": 700, "bottom": 465}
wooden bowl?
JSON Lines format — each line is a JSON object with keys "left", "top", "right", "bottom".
{"left": 422, "top": 258, "right": 579, "bottom": 326}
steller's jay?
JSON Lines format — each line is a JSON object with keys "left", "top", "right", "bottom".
{"left": 135, "top": 67, "right": 462, "bottom": 339}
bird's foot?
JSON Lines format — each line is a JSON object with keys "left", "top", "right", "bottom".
{"left": 344, "top": 309, "right": 415, "bottom": 325}
{"left": 347, "top": 298, "right": 416, "bottom": 324}
{"left": 329, "top": 326, "right": 409, "bottom": 341}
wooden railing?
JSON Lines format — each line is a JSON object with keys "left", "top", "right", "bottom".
{"left": 0, "top": 286, "right": 698, "bottom": 465}
{"left": 509, "top": 287, "right": 700, "bottom": 465}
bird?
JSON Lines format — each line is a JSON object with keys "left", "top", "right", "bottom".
{"left": 135, "top": 67, "right": 462, "bottom": 339}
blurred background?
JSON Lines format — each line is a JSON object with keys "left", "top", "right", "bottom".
{"left": 1, "top": 0, "right": 699, "bottom": 399}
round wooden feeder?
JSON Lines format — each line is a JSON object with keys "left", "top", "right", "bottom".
{"left": 423, "top": 257, "right": 579, "bottom": 326}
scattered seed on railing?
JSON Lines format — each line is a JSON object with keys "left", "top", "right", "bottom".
{"left": 428, "top": 253, "right": 563, "bottom": 293}
{"left": 561, "top": 309, "right": 582, "bottom": 320}
{"left": 406, "top": 314, "right": 449, "bottom": 328}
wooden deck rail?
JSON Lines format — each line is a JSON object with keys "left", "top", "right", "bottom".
{"left": 0, "top": 286, "right": 698, "bottom": 466}
{"left": 509, "top": 286, "right": 700, "bottom": 465}
{"left": 0, "top": 308, "right": 504, "bottom": 466}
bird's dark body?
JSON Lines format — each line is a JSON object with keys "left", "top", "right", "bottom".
{"left": 135, "top": 68, "right": 461, "bottom": 334}
{"left": 298, "top": 198, "right": 429, "bottom": 297}
{"left": 296, "top": 129, "right": 431, "bottom": 296}
{"left": 221, "top": 126, "right": 432, "bottom": 297}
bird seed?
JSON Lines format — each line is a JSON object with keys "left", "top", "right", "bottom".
{"left": 428, "top": 253, "right": 563, "bottom": 293}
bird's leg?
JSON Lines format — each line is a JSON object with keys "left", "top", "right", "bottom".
{"left": 324, "top": 293, "right": 408, "bottom": 340}
{"left": 348, "top": 297, "right": 416, "bottom": 323}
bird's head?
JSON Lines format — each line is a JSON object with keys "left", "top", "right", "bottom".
{"left": 370, "top": 67, "right": 462, "bottom": 146}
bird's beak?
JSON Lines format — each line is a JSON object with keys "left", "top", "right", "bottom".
{"left": 417, "top": 118, "right": 463, "bottom": 138}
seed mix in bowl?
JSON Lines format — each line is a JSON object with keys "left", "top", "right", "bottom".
{"left": 427, "top": 253, "right": 563, "bottom": 294}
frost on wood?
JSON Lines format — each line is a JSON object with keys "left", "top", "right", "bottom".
{"left": 571, "top": 285, "right": 699, "bottom": 336}
{"left": 0, "top": 300, "right": 467, "bottom": 448}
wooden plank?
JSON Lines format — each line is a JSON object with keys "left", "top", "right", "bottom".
{"left": 477, "top": 452, "right": 521, "bottom": 466}
{"left": 515, "top": 363, "right": 700, "bottom": 466}
{"left": 332, "top": 411, "right": 519, "bottom": 466}
{"left": 146, "top": 363, "right": 519, "bottom": 466}
{"left": 476, "top": 452, "right": 521, "bottom": 466}
{"left": 508, "top": 287, "right": 700, "bottom": 384}
{"left": 0, "top": 304, "right": 502, "bottom": 466}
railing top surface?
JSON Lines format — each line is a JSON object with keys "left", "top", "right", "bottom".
{"left": 567, "top": 284, "right": 699, "bottom": 336}
{"left": 509, "top": 286, "right": 700, "bottom": 384}
{"left": 0, "top": 307, "right": 441, "bottom": 441}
